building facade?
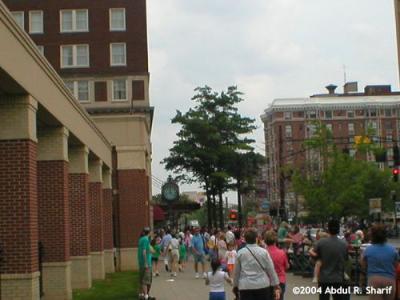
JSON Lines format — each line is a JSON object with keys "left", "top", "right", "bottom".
{"left": 261, "top": 83, "right": 400, "bottom": 216}
{"left": 3, "top": 0, "right": 153, "bottom": 271}
{"left": 0, "top": 0, "right": 152, "bottom": 299}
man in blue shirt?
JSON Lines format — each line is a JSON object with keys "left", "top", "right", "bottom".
{"left": 191, "top": 227, "right": 207, "bottom": 279}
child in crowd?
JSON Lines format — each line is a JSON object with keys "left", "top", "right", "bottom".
{"left": 205, "top": 259, "right": 232, "bottom": 300}
{"left": 309, "top": 231, "right": 329, "bottom": 283}
{"left": 224, "top": 244, "right": 237, "bottom": 276}
{"left": 179, "top": 237, "right": 187, "bottom": 272}
{"left": 151, "top": 237, "right": 161, "bottom": 276}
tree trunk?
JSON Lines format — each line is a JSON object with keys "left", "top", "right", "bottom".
{"left": 205, "top": 181, "right": 212, "bottom": 229}
{"left": 212, "top": 192, "right": 218, "bottom": 228}
{"left": 237, "top": 180, "right": 243, "bottom": 228}
{"left": 218, "top": 189, "right": 224, "bottom": 229}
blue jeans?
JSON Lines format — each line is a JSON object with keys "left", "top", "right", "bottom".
{"left": 209, "top": 291, "right": 225, "bottom": 300}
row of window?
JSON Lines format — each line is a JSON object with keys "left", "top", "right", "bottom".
{"left": 65, "top": 79, "right": 128, "bottom": 102}
{"left": 12, "top": 8, "right": 126, "bottom": 33}
{"left": 283, "top": 121, "right": 397, "bottom": 138}
{"left": 35, "top": 43, "right": 126, "bottom": 68}
{"left": 282, "top": 108, "right": 397, "bottom": 120}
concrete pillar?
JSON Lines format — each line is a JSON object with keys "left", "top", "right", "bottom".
{"left": 89, "top": 159, "right": 105, "bottom": 279}
{"left": 37, "top": 126, "right": 71, "bottom": 300}
{"left": 0, "top": 95, "right": 40, "bottom": 300}
{"left": 68, "top": 146, "right": 92, "bottom": 289}
{"left": 103, "top": 168, "right": 115, "bottom": 273}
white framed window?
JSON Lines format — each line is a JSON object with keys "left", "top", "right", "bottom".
{"left": 110, "top": 43, "right": 126, "bottom": 66}
{"left": 348, "top": 123, "right": 354, "bottom": 135}
{"left": 326, "top": 123, "right": 332, "bottom": 132}
{"left": 385, "top": 109, "right": 392, "bottom": 117}
{"left": 349, "top": 149, "right": 356, "bottom": 158}
{"left": 308, "top": 111, "right": 317, "bottom": 119}
{"left": 285, "top": 125, "right": 292, "bottom": 138}
{"left": 64, "top": 80, "right": 90, "bottom": 102}
{"left": 37, "top": 45, "right": 44, "bottom": 55}
{"left": 284, "top": 112, "right": 292, "bottom": 120}
{"left": 347, "top": 110, "right": 354, "bottom": 118}
{"left": 29, "top": 11, "right": 43, "bottom": 33}
{"left": 112, "top": 79, "right": 127, "bottom": 101}
{"left": 12, "top": 11, "right": 24, "bottom": 29}
{"left": 61, "top": 45, "right": 89, "bottom": 68}
{"left": 60, "top": 9, "right": 88, "bottom": 32}
{"left": 325, "top": 111, "right": 332, "bottom": 119}
{"left": 110, "top": 8, "right": 126, "bottom": 31}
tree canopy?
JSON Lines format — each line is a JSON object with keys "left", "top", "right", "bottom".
{"left": 162, "top": 86, "right": 262, "bottom": 228}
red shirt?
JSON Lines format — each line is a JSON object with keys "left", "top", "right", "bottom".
{"left": 267, "top": 245, "right": 289, "bottom": 283}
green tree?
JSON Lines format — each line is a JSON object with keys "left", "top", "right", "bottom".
{"left": 292, "top": 123, "right": 396, "bottom": 222}
{"left": 163, "top": 86, "right": 257, "bottom": 228}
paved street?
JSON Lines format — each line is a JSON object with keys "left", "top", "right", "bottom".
{"left": 151, "top": 260, "right": 368, "bottom": 300}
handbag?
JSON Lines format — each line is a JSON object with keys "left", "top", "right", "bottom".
{"left": 245, "top": 247, "right": 280, "bottom": 299}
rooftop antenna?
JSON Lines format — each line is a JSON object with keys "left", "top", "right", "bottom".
{"left": 343, "top": 64, "right": 347, "bottom": 85}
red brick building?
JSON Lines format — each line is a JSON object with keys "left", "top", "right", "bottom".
{"left": 261, "top": 83, "right": 400, "bottom": 217}
{"left": 0, "top": 0, "right": 152, "bottom": 299}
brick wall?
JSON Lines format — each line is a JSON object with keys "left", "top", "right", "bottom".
{"left": 37, "top": 161, "right": 70, "bottom": 262}
{"left": 89, "top": 182, "right": 104, "bottom": 252}
{"left": 0, "top": 140, "right": 38, "bottom": 274}
{"left": 117, "top": 169, "right": 149, "bottom": 248}
{"left": 2, "top": 0, "right": 149, "bottom": 77}
{"left": 69, "top": 174, "right": 90, "bottom": 257}
{"left": 103, "top": 189, "right": 114, "bottom": 250}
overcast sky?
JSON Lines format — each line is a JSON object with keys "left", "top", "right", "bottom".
{"left": 147, "top": 0, "right": 399, "bottom": 198}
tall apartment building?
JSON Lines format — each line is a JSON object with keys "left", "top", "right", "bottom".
{"left": 261, "top": 83, "right": 400, "bottom": 216}
{"left": 3, "top": 0, "right": 153, "bottom": 273}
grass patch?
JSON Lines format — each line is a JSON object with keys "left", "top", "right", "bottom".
{"left": 73, "top": 272, "right": 139, "bottom": 300}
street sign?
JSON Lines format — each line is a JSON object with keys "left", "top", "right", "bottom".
{"left": 395, "top": 202, "right": 400, "bottom": 219}
{"left": 369, "top": 198, "right": 382, "bottom": 214}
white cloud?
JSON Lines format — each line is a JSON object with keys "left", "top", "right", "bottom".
{"left": 148, "top": 0, "right": 399, "bottom": 200}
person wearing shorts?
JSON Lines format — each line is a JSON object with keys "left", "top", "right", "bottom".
{"left": 191, "top": 227, "right": 207, "bottom": 279}
{"left": 138, "top": 227, "right": 156, "bottom": 300}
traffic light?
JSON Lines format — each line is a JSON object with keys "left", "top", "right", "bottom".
{"left": 393, "top": 168, "right": 399, "bottom": 182}
{"left": 229, "top": 210, "right": 238, "bottom": 221}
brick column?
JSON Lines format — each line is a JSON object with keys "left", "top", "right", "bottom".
{"left": 37, "top": 127, "right": 71, "bottom": 300}
{"left": 0, "top": 95, "right": 40, "bottom": 300}
{"left": 103, "top": 168, "right": 115, "bottom": 273}
{"left": 68, "top": 146, "right": 92, "bottom": 289}
{"left": 89, "top": 160, "right": 105, "bottom": 279}
{"left": 118, "top": 169, "right": 150, "bottom": 270}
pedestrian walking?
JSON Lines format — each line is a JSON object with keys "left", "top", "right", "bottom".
{"left": 192, "top": 227, "right": 207, "bottom": 279}
{"left": 151, "top": 236, "right": 161, "bottom": 276}
{"left": 310, "top": 219, "right": 349, "bottom": 300}
{"left": 179, "top": 237, "right": 187, "bottom": 272}
{"left": 205, "top": 258, "right": 233, "bottom": 300}
{"left": 265, "top": 230, "right": 289, "bottom": 300}
{"left": 233, "top": 228, "right": 281, "bottom": 300}
{"left": 225, "top": 243, "right": 237, "bottom": 276}
{"left": 138, "top": 227, "right": 156, "bottom": 300}
{"left": 161, "top": 229, "right": 172, "bottom": 272}
{"left": 167, "top": 234, "right": 180, "bottom": 277}
{"left": 360, "top": 224, "right": 398, "bottom": 300}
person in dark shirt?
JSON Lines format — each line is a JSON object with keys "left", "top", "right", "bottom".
{"left": 311, "top": 219, "right": 349, "bottom": 300}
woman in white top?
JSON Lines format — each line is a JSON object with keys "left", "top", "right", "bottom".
{"left": 205, "top": 258, "right": 232, "bottom": 300}
{"left": 167, "top": 234, "right": 180, "bottom": 277}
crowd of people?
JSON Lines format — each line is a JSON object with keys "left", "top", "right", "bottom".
{"left": 137, "top": 221, "right": 400, "bottom": 300}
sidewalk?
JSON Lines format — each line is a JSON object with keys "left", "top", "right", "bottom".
{"left": 150, "top": 260, "right": 368, "bottom": 300}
